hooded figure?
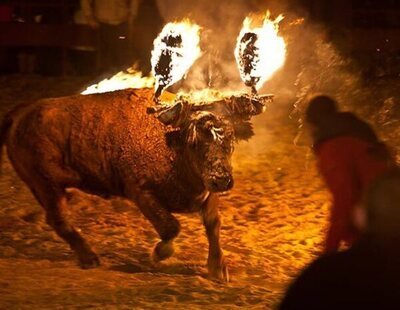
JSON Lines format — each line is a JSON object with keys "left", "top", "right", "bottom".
{"left": 305, "top": 95, "right": 394, "bottom": 253}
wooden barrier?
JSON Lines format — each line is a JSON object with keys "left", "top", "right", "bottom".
{"left": 0, "top": 23, "right": 99, "bottom": 75}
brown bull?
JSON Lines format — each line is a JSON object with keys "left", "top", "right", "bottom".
{"left": 0, "top": 88, "right": 267, "bottom": 282}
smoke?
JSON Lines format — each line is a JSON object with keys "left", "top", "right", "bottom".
{"left": 157, "top": 1, "right": 362, "bottom": 101}
{"left": 252, "top": 12, "right": 399, "bottom": 160}
{"left": 156, "top": 1, "right": 399, "bottom": 156}
{"left": 157, "top": 0, "right": 265, "bottom": 92}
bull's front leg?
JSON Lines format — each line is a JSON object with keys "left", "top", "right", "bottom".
{"left": 131, "top": 189, "right": 180, "bottom": 263}
{"left": 201, "top": 193, "right": 229, "bottom": 282}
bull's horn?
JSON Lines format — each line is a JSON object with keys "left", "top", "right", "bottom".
{"left": 202, "top": 94, "right": 273, "bottom": 120}
{"left": 155, "top": 85, "right": 164, "bottom": 100}
{"left": 248, "top": 94, "right": 274, "bottom": 115}
{"left": 155, "top": 102, "right": 183, "bottom": 126}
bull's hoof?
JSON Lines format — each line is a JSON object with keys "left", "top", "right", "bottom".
{"left": 208, "top": 258, "right": 230, "bottom": 283}
{"left": 152, "top": 241, "right": 174, "bottom": 263}
{"left": 78, "top": 252, "right": 100, "bottom": 269}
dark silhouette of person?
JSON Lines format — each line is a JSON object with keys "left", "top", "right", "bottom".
{"left": 305, "top": 95, "right": 393, "bottom": 253}
{"left": 81, "top": 0, "right": 140, "bottom": 73}
{"left": 132, "top": 0, "right": 164, "bottom": 75}
{"left": 280, "top": 168, "right": 400, "bottom": 309}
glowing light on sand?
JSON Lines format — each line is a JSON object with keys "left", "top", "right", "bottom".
{"left": 81, "top": 69, "right": 154, "bottom": 95}
{"left": 151, "top": 20, "right": 201, "bottom": 98}
{"left": 235, "top": 11, "right": 286, "bottom": 90}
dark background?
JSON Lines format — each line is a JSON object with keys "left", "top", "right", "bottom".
{"left": 298, "top": 0, "right": 400, "bottom": 78}
{"left": 0, "top": 0, "right": 164, "bottom": 75}
{"left": 0, "top": 0, "right": 399, "bottom": 78}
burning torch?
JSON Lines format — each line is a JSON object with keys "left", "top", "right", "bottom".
{"left": 151, "top": 21, "right": 201, "bottom": 103}
{"left": 235, "top": 12, "right": 286, "bottom": 98}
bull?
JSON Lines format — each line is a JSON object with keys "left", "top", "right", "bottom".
{"left": 0, "top": 88, "right": 270, "bottom": 282}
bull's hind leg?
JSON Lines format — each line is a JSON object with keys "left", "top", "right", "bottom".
{"left": 133, "top": 189, "right": 180, "bottom": 262}
{"left": 31, "top": 184, "right": 100, "bottom": 268}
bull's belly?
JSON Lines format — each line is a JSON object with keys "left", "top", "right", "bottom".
{"left": 169, "top": 204, "right": 202, "bottom": 214}
{"left": 157, "top": 190, "right": 209, "bottom": 214}
{"left": 65, "top": 162, "right": 125, "bottom": 197}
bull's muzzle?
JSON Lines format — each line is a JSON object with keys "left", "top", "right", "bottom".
{"left": 209, "top": 175, "right": 234, "bottom": 192}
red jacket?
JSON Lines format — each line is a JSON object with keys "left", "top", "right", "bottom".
{"left": 316, "top": 136, "right": 389, "bottom": 252}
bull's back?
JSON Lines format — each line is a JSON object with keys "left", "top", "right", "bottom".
{"left": 67, "top": 88, "right": 177, "bottom": 189}
{"left": 6, "top": 88, "right": 177, "bottom": 194}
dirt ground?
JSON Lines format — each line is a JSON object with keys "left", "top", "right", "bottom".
{"left": 0, "top": 75, "right": 397, "bottom": 309}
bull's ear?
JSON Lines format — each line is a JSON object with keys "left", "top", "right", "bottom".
{"left": 156, "top": 102, "right": 183, "bottom": 127}
{"left": 233, "top": 121, "right": 254, "bottom": 141}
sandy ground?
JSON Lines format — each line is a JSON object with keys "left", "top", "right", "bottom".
{"left": 0, "top": 75, "right": 397, "bottom": 309}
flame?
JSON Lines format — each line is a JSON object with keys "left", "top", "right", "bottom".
{"left": 176, "top": 89, "right": 240, "bottom": 104}
{"left": 235, "top": 11, "right": 286, "bottom": 90}
{"left": 81, "top": 68, "right": 154, "bottom": 95}
{"left": 151, "top": 20, "right": 201, "bottom": 97}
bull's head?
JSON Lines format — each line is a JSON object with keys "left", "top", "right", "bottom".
{"left": 160, "top": 106, "right": 235, "bottom": 192}
{"left": 151, "top": 97, "right": 269, "bottom": 192}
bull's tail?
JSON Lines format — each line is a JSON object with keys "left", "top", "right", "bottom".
{"left": 0, "top": 110, "right": 15, "bottom": 174}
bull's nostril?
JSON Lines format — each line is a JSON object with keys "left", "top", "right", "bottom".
{"left": 209, "top": 174, "right": 234, "bottom": 191}
{"left": 214, "top": 176, "right": 233, "bottom": 189}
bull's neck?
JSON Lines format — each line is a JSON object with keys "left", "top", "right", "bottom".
{"left": 176, "top": 153, "right": 206, "bottom": 197}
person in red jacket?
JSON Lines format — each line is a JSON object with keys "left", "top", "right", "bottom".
{"left": 305, "top": 95, "right": 393, "bottom": 253}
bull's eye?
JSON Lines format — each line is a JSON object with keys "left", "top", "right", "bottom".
{"left": 202, "top": 128, "right": 215, "bottom": 142}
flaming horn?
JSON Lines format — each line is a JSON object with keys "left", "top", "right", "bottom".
{"left": 151, "top": 21, "right": 201, "bottom": 103}
{"left": 235, "top": 12, "right": 286, "bottom": 97}
{"left": 147, "top": 93, "right": 273, "bottom": 125}
{"left": 236, "top": 32, "right": 260, "bottom": 96}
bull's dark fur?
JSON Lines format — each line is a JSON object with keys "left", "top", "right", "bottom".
{"left": 1, "top": 88, "right": 243, "bottom": 281}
